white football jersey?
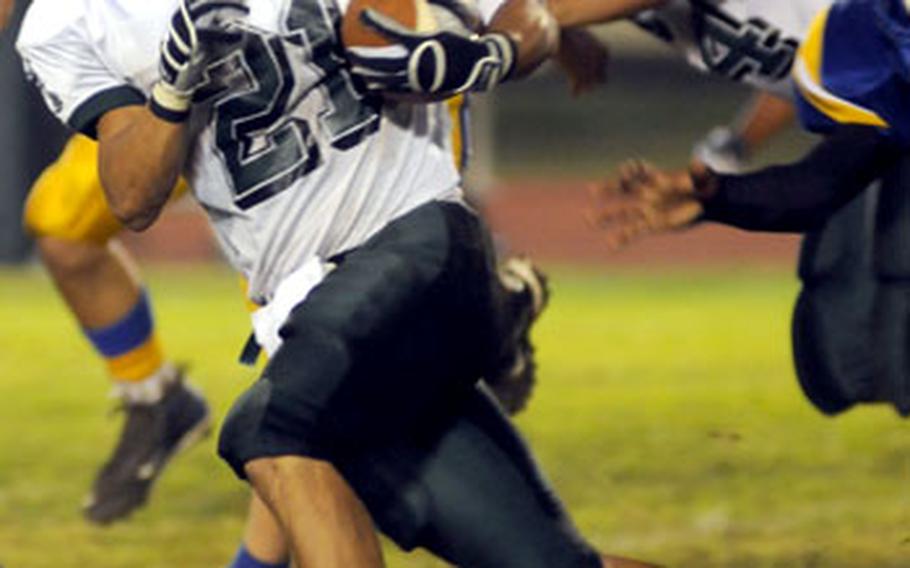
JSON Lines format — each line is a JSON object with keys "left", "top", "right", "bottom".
{"left": 18, "top": 0, "right": 495, "bottom": 303}
{"left": 635, "top": 0, "right": 831, "bottom": 97}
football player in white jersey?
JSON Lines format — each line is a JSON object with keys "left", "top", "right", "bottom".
{"left": 548, "top": 0, "right": 814, "bottom": 175}
{"left": 17, "top": 0, "right": 656, "bottom": 566}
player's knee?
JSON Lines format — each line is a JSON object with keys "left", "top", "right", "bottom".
{"left": 36, "top": 236, "right": 110, "bottom": 278}
{"left": 219, "top": 363, "right": 340, "bottom": 481}
{"left": 218, "top": 379, "right": 276, "bottom": 480}
{"left": 244, "top": 455, "right": 331, "bottom": 488}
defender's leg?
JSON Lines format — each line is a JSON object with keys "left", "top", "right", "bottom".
{"left": 24, "top": 135, "right": 209, "bottom": 523}
{"left": 39, "top": 237, "right": 143, "bottom": 329}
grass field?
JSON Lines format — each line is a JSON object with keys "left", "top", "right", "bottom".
{"left": 1, "top": 264, "right": 908, "bottom": 568}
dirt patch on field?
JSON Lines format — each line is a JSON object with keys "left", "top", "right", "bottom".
{"left": 125, "top": 182, "right": 800, "bottom": 267}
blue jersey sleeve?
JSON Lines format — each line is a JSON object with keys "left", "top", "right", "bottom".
{"left": 792, "top": 0, "right": 910, "bottom": 144}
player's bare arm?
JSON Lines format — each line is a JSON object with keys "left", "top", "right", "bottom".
{"left": 693, "top": 91, "right": 796, "bottom": 173}
{"left": 96, "top": 106, "right": 191, "bottom": 231}
{"left": 591, "top": 126, "right": 903, "bottom": 249}
{"left": 97, "top": 0, "right": 247, "bottom": 231}
{"left": 486, "top": 0, "right": 559, "bottom": 78}
{"left": 728, "top": 93, "right": 796, "bottom": 159}
{"left": 0, "top": 0, "right": 14, "bottom": 31}
{"left": 550, "top": 0, "right": 667, "bottom": 28}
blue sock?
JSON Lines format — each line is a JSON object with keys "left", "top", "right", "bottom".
{"left": 228, "top": 545, "right": 289, "bottom": 568}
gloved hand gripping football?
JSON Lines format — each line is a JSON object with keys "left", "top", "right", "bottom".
{"left": 151, "top": 0, "right": 249, "bottom": 122}
{"left": 346, "top": 0, "right": 517, "bottom": 97}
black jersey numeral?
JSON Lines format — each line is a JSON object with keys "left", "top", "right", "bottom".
{"left": 691, "top": 0, "right": 798, "bottom": 82}
{"left": 205, "top": 0, "right": 380, "bottom": 210}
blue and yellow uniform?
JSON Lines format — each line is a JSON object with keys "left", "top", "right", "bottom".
{"left": 787, "top": 0, "right": 910, "bottom": 417}
{"left": 793, "top": 0, "right": 910, "bottom": 142}
{"left": 23, "top": 135, "right": 190, "bottom": 382}
{"left": 25, "top": 135, "right": 125, "bottom": 244}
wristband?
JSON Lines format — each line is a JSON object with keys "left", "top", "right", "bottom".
{"left": 150, "top": 82, "right": 191, "bottom": 123}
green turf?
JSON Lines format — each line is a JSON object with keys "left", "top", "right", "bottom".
{"left": 0, "top": 264, "right": 907, "bottom": 567}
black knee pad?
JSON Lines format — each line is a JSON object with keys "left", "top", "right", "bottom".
{"left": 217, "top": 321, "right": 355, "bottom": 479}
{"left": 792, "top": 286, "right": 876, "bottom": 415}
{"left": 218, "top": 379, "right": 271, "bottom": 480}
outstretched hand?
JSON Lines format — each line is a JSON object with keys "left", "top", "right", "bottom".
{"left": 589, "top": 160, "right": 709, "bottom": 250}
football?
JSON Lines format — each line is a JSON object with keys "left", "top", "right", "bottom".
{"left": 341, "top": 0, "right": 481, "bottom": 49}
{"left": 342, "top": 0, "right": 438, "bottom": 48}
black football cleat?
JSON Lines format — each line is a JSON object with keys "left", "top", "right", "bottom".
{"left": 485, "top": 257, "right": 550, "bottom": 415}
{"left": 83, "top": 371, "right": 211, "bottom": 525}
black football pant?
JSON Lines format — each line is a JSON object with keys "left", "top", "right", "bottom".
{"left": 219, "top": 201, "right": 600, "bottom": 566}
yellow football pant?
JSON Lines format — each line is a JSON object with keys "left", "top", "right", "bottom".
{"left": 23, "top": 135, "right": 188, "bottom": 382}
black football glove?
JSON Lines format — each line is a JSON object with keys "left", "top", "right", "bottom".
{"left": 151, "top": 0, "right": 249, "bottom": 122}
{"left": 346, "top": 4, "right": 516, "bottom": 97}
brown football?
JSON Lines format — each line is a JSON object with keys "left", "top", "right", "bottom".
{"left": 341, "top": 0, "right": 437, "bottom": 48}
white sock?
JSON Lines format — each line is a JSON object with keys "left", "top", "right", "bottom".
{"left": 111, "top": 363, "right": 178, "bottom": 405}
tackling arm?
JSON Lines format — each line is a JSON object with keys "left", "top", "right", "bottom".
{"left": 549, "top": 0, "right": 667, "bottom": 28}
{"left": 731, "top": 93, "right": 797, "bottom": 158}
{"left": 485, "top": 0, "right": 558, "bottom": 78}
{"left": 700, "top": 126, "right": 902, "bottom": 232}
{"left": 592, "top": 127, "right": 903, "bottom": 249}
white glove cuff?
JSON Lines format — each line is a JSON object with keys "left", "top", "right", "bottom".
{"left": 150, "top": 81, "right": 192, "bottom": 123}
{"left": 483, "top": 33, "right": 517, "bottom": 83}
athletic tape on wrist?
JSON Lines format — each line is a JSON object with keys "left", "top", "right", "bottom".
{"left": 484, "top": 33, "right": 517, "bottom": 83}
{"left": 150, "top": 82, "right": 191, "bottom": 123}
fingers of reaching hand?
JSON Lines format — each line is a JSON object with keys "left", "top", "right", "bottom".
{"left": 587, "top": 181, "right": 655, "bottom": 249}
{"left": 588, "top": 160, "right": 701, "bottom": 250}
{"left": 618, "top": 160, "right": 663, "bottom": 195}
